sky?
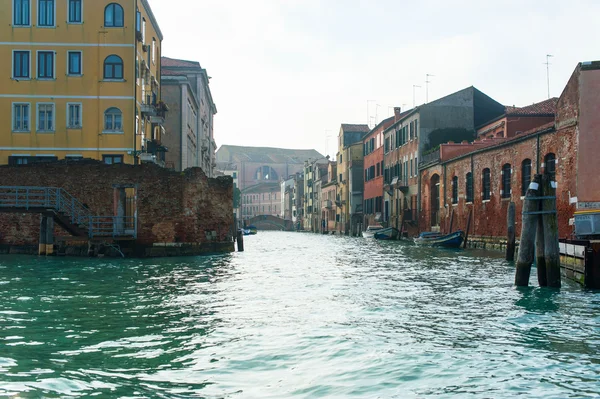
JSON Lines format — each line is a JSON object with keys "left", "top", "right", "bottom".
{"left": 151, "top": 0, "right": 600, "bottom": 158}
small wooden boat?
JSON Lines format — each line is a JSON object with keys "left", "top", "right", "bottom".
{"left": 414, "top": 230, "right": 464, "bottom": 248}
{"left": 243, "top": 225, "right": 258, "bottom": 235}
{"left": 374, "top": 227, "right": 400, "bottom": 240}
{"left": 362, "top": 225, "right": 384, "bottom": 238}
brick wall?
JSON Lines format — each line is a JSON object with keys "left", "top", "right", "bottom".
{"left": 0, "top": 161, "right": 233, "bottom": 247}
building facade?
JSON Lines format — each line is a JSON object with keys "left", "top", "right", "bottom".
{"left": 241, "top": 182, "right": 281, "bottom": 221}
{"left": 321, "top": 162, "right": 338, "bottom": 232}
{"left": 161, "top": 57, "right": 217, "bottom": 176}
{"left": 2, "top": 0, "right": 165, "bottom": 165}
{"left": 303, "top": 157, "right": 329, "bottom": 231}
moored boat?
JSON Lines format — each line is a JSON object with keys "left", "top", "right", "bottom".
{"left": 374, "top": 227, "right": 400, "bottom": 240}
{"left": 243, "top": 225, "right": 258, "bottom": 235}
{"left": 414, "top": 230, "right": 464, "bottom": 248}
{"left": 362, "top": 225, "right": 384, "bottom": 238}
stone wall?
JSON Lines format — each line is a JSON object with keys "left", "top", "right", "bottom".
{"left": 0, "top": 161, "right": 234, "bottom": 255}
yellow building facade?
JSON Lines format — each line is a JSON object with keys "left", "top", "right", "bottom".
{"left": 1, "top": 0, "right": 164, "bottom": 165}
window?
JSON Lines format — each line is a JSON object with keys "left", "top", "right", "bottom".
{"left": 13, "top": 51, "right": 30, "bottom": 79}
{"left": 38, "top": 0, "right": 54, "bottom": 27}
{"left": 67, "top": 103, "right": 82, "bottom": 128}
{"left": 103, "top": 155, "right": 123, "bottom": 164}
{"left": 12, "top": 103, "right": 30, "bottom": 132}
{"left": 67, "top": 51, "right": 82, "bottom": 75}
{"left": 142, "top": 18, "right": 146, "bottom": 44}
{"left": 232, "top": 172, "right": 237, "bottom": 179}
{"left": 13, "top": 0, "right": 31, "bottom": 26}
{"left": 104, "top": 55, "right": 123, "bottom": 79}
{"left": 544, "top": 153, "right": 556, "bottom": 181}
{"left": 152, "top": 38, "right": 156, "bottom": 64}
{"left": 452, "top": 176, "right": 458, "bottom": 204}
{"left": 501, "top": 163, "right": 512, "bottom": 199}
{"left": 37, "top": 51, "right": 54, "bottom": 79}
{"left": 466, "top": 172, "right": 474, "bottom": 203}
{"left": 521, "top": 159, "right": 532, "bottom": 196}
{"left": 136, "top": 9, "right": 141, "bottom": 32}
{"left": 104, "top": 107, "right": 122, "bottom": 132}
{"left": 37, "top": 103, "right": 55, "bottom": 132}
{"left": 104, "top": 3, "right": 124, "bottom": 27}
{"left": 482, "top": 168, "right": 491, "bottom": 200}
{"left": 68, "top": 0, "right": 81, "bottom": 23}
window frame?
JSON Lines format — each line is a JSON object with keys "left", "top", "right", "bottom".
{"left": 103, "top": 55, "right": 124, "bottom": 80}
{"left": 521, "top": 159, "right": 532, "bottom": 197}
{"left": 501, "top": 163, "right": 512, "bottom": 199}
{"left": 465, "top": 172, "right": 474, "bottom": 203}
{"left": 102, "top": 154, "right": 124, "bottom": 164}
{"left": 482, "top": 168, "right": 491, "bottom": 200}
{"left": 37, "top": 0, "right": 55, "bottom": 28}
{"left": 36, "top": 50, "right": 55, "bottom": 79}
{"left": 544, "top": 153, "right": 556, "bottom": 181}
{"left": 36, "top": 102, "right": 55, "bottom": 133}
{"left": 13, "top": 0, "right": 31, "bottom": 27}
{"left": 67, "top": 50, "right": 82, "bottom": 76}
{"left": 12, "top": 102, "right": 31, "bottom": 133}
{"left": 452, "top": 175, "right": 459, "bottom": 204}
{"left": 103, "top": 107, "right": 123, "bottom": 133}
{"left": 12, "top": 50, "right": 31, "bottom": 79}
{"left": 104, "top": 3, "right": 124, "bottom": 27}
{"left": 67, "top": 0, "right": 82, "bottom": 23}
{"left": 66, "top": 102, "right": 82, "bottom": 129}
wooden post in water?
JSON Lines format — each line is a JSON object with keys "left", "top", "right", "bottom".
{"left": 536, "top": 190, "right": 547, "bottom": 286}
{"left": 45, "top": 216, "right": 55, "bottom": 256}
{"left": 506, "top": 202, "right": 516, "bottom": 261}
{"left": 38, "top": 215, "right": 47, "bottom": 256}
{"left": 542, "top": 174, "right": 561, "bottom": 288}
{"left": 463, "top": 208, "right": 472, "bottom": 249}
{"left": 515, "top": 174, "right": 542, "bottom": 286}
{"left": 449, "top": 209, "right": 455, "bottom": 233}
{"left": 236, "top": 229, "right": 244, "bottom": 252}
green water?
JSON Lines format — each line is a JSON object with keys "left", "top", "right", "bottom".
{"left": 0, "top": 232, "right": 599, "bottom": 398}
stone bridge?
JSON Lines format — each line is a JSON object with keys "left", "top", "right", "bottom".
{"left": 245, "top": 215, "right": 293, "bottom": 231}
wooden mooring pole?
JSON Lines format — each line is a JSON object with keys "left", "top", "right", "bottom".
{"left": 536, "top": 198, "right": 547, "bottom": 287}
{"left": 506, "top": 202, "right": 516, "bottom": 261}
{"left": 38, "top": 215, "right": 47, "bottom": 256}
{"left": 515, "top": 174, "right": 542, "bottom": 286}
{"left": 463, "top": 208, "right": 472, "bottom": 249}
{"left": 236, "top": 229, "right": 245, "bottom": 252}
{"left": 449, "top": 209, "right": 455, "bottom": 233}
{"left": 542, "top": 174, "right": 561, "bottom": 288}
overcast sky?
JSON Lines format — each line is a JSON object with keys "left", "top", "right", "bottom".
{"left": 151, "top": 0, "right": 600, "bottom": 158}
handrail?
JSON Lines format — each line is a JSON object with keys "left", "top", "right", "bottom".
{"left": 0, "top": 186, "right": 136, "bottom": 239}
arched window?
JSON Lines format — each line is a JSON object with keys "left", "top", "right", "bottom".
{"left": 465, "top": 172, "right": 474, "bottom": 203}
{"left": 104, "top": 55, "right": 123, "bottom": 79}
{"left": 104, "top": 107, "right": 122, "bottom": 131}
{"left": 544, "top": 153, "right": 556, "bottom": 181}
{"left": 104, "top": 3, "right": 124, "bottom": 27}
{"left": 482, "top": 168, "right": 491, "bottom": 200}
{"left": 502, "top": 163, "right": 512, "bottom": 199}
{"left": 452, "top": 176, "right": 458, "bottom": 204}
{"left": 521, "top": 159, "right": 532, "bottom": 196}
{"left": 254, "top": 166, "right": 278, "bottom": 181}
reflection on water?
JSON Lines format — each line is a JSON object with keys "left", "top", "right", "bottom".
{"left": 0, "top": 232, "right": 599, "bottom": 398}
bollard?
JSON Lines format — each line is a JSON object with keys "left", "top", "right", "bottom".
{"left": 536, "top": 203, "right": 547, "bottom": 287}
{"left": 515, "top": 174, "right": 542, "bottom": 286}
{"left": 506, "top": 202, "right": 516, "bottom": 261}
{"left": 542, "top": 174, "right": 561, "bottom": 288}
{"left": 236, "top": 229, "right": 244, "bottom": 252}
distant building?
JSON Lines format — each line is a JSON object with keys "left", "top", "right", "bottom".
{"left": 303, "top": 157, "right": 330, "bottom": 231}
{"left": 292, "top": 174, "right": 304, "bottom": 229}
{"left": 161, "top": 57, "right": 217, "bottom": 176}
{"left": 321, "top": 162, "right": 338, "bottom": 232}
{"left": 241, "top": 182, "right": 281, "bottom": 222}
{"left": 216, "top": 146, "right": 323, "bottom": 192}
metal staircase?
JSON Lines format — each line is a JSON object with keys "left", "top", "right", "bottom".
{"left": 0, "top": 186, "right": 136, "bottom": 239}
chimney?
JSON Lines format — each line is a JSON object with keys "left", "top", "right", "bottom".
{"left": 394, "top": 107, "right": 402, "bottom": 121}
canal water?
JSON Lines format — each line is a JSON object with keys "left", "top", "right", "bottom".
{"left": 1, "top": 232, "right": 599, "bottom": 398}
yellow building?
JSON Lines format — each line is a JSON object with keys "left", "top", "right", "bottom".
{"left": 1, "top": 0, "right": 164, "bottom": 165}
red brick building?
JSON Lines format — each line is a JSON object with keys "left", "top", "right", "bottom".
{"left": 418, "top": 61, "right": 600, "bottom": 242}
{"left": 362, "top": 116, "right": 394, "bottom": 226}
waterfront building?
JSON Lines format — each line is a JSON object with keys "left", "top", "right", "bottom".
{"left": 321, "top": 162, "right": 338, "bottom": 232}
{"left": 217, "top": 163, "right": 240, "bottom": 225}
{"left": 303, "top": 157, "right": 329, "bottom": 231}
{"left": 1, "top": 0, "right": 165, "bottom": 165}
{"left": 383, "top": 88, "right": 504, "bottom": 236}
{"left": 292, "top": 173, "right": 304, "bottom": 229}
{"left": 418, "top": 61, "right": 600, "bottom": 249}
{"left": 280, "top": 176, "right": 295, "bottom": 221}
{"left": 241, "top": 182, "right": 281, "bottom": 222}
{"left": 336, "top": 124, "right": 370, "bottom": 234}
{"left": 312, "top": 161, "right": 330, "bottom": 233}
{"left": 161, "top": 57, "right": 217, "bottom": 176}
{"left": 363, "top": 116, "right": 395, "bottom": 227}
{"left": 216, "top": 146, "right": 322, "bottom": 192}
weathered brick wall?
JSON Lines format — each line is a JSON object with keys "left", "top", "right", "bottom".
{"left": 0, "top": 161, "right": 233, "bottom": 246}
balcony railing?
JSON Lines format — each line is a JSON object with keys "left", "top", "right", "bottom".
{"left": 420, "top": 149, "right": 441, "bottom": 166}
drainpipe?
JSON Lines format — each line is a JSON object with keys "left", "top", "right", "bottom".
{"left": 536, "top": 134, "right": 540, "bottom": 174}
{"left": 132, "top": 3, "right": 138, "bottom": 165}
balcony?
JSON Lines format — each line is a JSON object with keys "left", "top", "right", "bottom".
{"left": 420, "top": 148, "right": 441, "bottom": 166}
{"left": 323, "top": 200, "right": 333, "bottom": 209}
{"left": 385, "top": 177, "right": 409, "bottom": 192}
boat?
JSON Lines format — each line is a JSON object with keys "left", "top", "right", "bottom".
{"left": 414, "top": 230, "right": 464, "bottom": 248}
{"left": 362, "top": 225, "right": 384, "bottom": 238}
{"left": 374, "top": 227, "right": 400, "bottom": 240}
{"left": 243, "top": 225, "right": 258, "bottom": 235}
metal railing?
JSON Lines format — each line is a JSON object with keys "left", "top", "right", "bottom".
{"left": 0, "top": 186, "right": 136, "bottom": 239}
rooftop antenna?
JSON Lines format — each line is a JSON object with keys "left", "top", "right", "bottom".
{"left": 425, "top": 74, "right": 435, "bottom": 103}
{"left": 375, "top": 104, "right": 381, "bottom": 125}
{"left": 367, "top": 100, "right": 376, "bottom": 127}
{"left": 413, "top": 85, "right": 421, "bottom": 108}
{"left": 325, "top": 130, "right": 332, "bottom": 159}
{"left": 544, "top": 54, "right": 553, "bottom": 99}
